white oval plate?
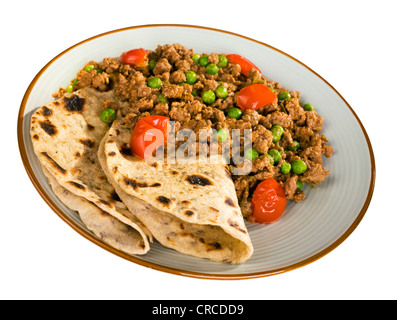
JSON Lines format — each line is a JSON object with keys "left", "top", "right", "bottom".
{"left": 17, "top": 24, "right": 375, "bottom": 279}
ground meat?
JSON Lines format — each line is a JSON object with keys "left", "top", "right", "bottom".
{"left": 306, "top": 110, "right": 324, "bottom": 132}
{"left": 323, "top": 144, "right": 334, "bottom": 158}
{"left": 285, "top": 99, "right": 306, "bottom": 125}
{"left": 203, "top": 79, "right": 219, "bottom": 92}
{"left": 162, "top": 84, "right": 184, "bottom": 99}
{"left": 66, "top": 43, "right": 333, "bottom": 221}
{"left": 242, "top": 110, "right": 261, "bottom": 127}
{"left": 169, "top": 106, "right": 191, "bottom": 123}
{"left": 174, "top": 59, "right": 191, "bottom": 72}
{"left": 283, "top": 175, "right": 298, "bottom": 200}
{"left": 170, "top": 70, "right": 186, "bottom": 83}
{"left": 295, "top": 126, "right": 314, "bottom": 142}
{"left": 252, "top": 125, "right": 273, "bottom": 154}
{"left": 301, "top": 163, "right": 330, "bottom": 185}
{"left": 102, "top": 99, "right": 118, "bottom": 111}
{"left": 99, "top": 57, "right": 120, "bottom": 74}
{"left": 268, "top": 111, "right": 293, "bottom": 128}
{"left": 154, "top": 102, "right": 169, "bottom": 116}
{"left": 153, "top": 58, "right": 172, "bottom": 75}
{"left": 233, "top": 175, "right": 257, "bottom": 218}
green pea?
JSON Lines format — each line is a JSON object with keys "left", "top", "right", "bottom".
{"left": 268, "top": 149, "right": 282, "bottom": 165}
{"left": 66, "top": 79, "right": 78, "bottom": 93}
{"left": 185, "top": 70, "right": 197, "bottom": 84}
{"left": 215, "top": 128, "right": 229, "bottom": 142}
{"left": 264, "top": 153, "right": 274, "bottom": 165}
{"left": 149, "top": 60, "right": 156, "bottom": 71}
{"left": 192, "top": 54, "right": 201, "bottom": 63}
{"left": 84, "top": 64, "right": 95, "bottom": 72}
{"left": 198, "top": 55, "right": 209, "bottom": 67}
{"left": 271, "top": 125, "right": 284, "bottom": 142}
{"left": 281, "top": 161, "right": 292, "bottom": 174}
{"left": 278, "top": 91, "right": 291, "bottom": 100}
{"left": 206, "top": 63, "right": 219, "bottom": 75}
{"left": 287, "top": 140, "right": 300, "bottom": 151}
{"left": 202, "top": 90, "right": 216, "bottom": 105}
{"left": 291, "top": 159, "right": 307, "bottom": 175}
{"left": 245, "top": 148, "right": 259, "bottom": 161}
{"left": 227, "top": 107, "right": 243, "bottom": 119}
{"left": 302, "top": 103, "right": 315, "bottom": 111}
{"left": 100, "top": 108, "right": 116, "bottom": 124}
{"left": 148, "top": 77, "right": 162, "bottom": 88}
{"left": 158, "top": 94, "right": 168, "bottom": 103}
{"left": 218, "top": 55, "right": 228, "bottom": 67}
{"left": 191, "top": 91, "right": 197, "bottom": 96}
{"left": 215, "top": 85, "right": 228, "bottom": 99}
{"left": 96, "top": 68, "right": 103, "bottom": 74}
{"left": 66, "top": 84, "right": 74, "bottom": 93}
{"left": 296, "top": 180, "right": 303, "bottom": 190}
{"left": 268, "top": 87, "right": 275, "bottom": 92}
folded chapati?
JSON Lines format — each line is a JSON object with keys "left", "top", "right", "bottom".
{"left": 42, "top": 166, "right": 149, "bottom": 255}
{"left": 30, "top": 88, "right": 151, "bottom": 255}
{"left": 99, "top": 120, "right": 254, "bottom": 264}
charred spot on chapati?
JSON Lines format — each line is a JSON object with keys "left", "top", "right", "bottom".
{"left": 225, "top": 197, "right": 237, "bottom": 207}
{"left": 157, "top": 196, "right": 171, "bottom": 206}
{"left": 184, "top": 210, "right": 194, "bottom": 216}
{"left": 41, "top": 152, "right": 66, "bottom": 174}
{"left": 108, "top": 151, "right": 116, "bottom": 156}
{"left": 68, "top": 181, "right": 86, "bottom": 190}
{"left": 33, "top": 134, "right": 39, "bottom": 140}
{"left": 79, "top": 138, "right": 95, "bottom": 148}
{"left": 87, "top": 124, "right": 95, "bottom": 131}
{"left": 209, "top": 206, "right": 220, "bottom": 212}
{"left": 124, "top": 177, "right": 138, "bottom": 188}
{"left": 64, "top": 95, "right": 85, "bottom": 112}
{"left": 75, "top": 152, "right": 81, "bottom": 158}
{"left": 186, "top": 174, "right": 213, "bottom": 186}
{"left": 39, "top": 120, "right": 57, "bottom": 136}
{"left": 99, "top": 199, "right": 111, "bottom": 206}
{"left": 150, "top": 162, "right": 158, "bottom": 168}
{"left": 41, "top": 106, "right": 53, "bottom": 117}
{"left": 207, "top": 242, "right": 222, "bottom": 251}
{"left": 124, "top": 177, "right": 161, "bottom": 189}
{"left": 224, "top": 166, "right": 232, "bottom": 180}
{"left": 120, "top": 144, "right": 132, "bottom": 156}
{"left": 228, "top": 218, "right": 247, "bottom": 233}
{"left": 111, "top": 191, "right": 121, "bottom": 202}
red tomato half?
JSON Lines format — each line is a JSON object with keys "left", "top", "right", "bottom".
{"left": 251, "top": 178, "right": 287, "bottom": 224}
{"left": 120, "top": 48, "right": 148, "bottom": 66}
{"left": 226, "top": 54, "right": 261, "bottom": 76}
{"left": 130, "top": 115, "right": 169, "bottom": 160}
{"left": 236, "top": 84, "right": 277, "bottom": 111}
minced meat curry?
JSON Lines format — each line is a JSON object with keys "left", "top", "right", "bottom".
{"left": 53, "top": 43, "right": 333, "bottom": 223}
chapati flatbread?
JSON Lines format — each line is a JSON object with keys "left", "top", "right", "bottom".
{"left": 30, "top": 88, "right": 151, "bottom": 255}
{"left": 99, "top": 120, "right": 253, "bottom": 264}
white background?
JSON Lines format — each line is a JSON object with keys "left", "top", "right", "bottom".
{"left": 2, "top": 0, "right": 396, "bottom": 300}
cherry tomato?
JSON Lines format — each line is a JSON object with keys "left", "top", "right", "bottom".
{"left": 120, "top": 48, "right": 148, "bottom": 66}
{"left": 130, "top": 115, "right": 169, "bottom": 159}
{"left": 251, "top": 178, "right": 287, "bottom": 224}
{"left": 226, "top": 54, "right": 261, "bottom": 76}
{"left": 236, "top": 84, "right": 277, "bottom": 111}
